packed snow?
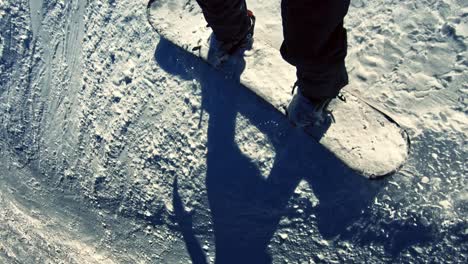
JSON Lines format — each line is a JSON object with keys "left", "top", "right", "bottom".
{"left": 0, "top": 0, "right": 466, "bottom": 263}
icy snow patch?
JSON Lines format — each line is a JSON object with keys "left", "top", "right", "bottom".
{"left": 235, "top": 114, "right": 275, "bottom": 179}
{"left": 0, "top": 0, "right": 4, "bottom": 27}
{"left": 0, "top": 35, "right": 3, "bottom": 58}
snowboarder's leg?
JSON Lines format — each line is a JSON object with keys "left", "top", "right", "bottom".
{"left": 195, "top": 0, "right": 251, "bottom": 43}
{"left": 281, "top": 0, "right": 351, "bottom": 102}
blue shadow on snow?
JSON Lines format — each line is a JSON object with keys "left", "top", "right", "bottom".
{"left": 152, "top": 38, "right": 434, "bottom": 263}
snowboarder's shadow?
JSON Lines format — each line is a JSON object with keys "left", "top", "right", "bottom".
{"left": 153, "top": 38, "right": 425, "bottom": 262}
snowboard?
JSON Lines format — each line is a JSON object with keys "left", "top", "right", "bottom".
{"left": 147, "top": 0, "right": 410, "bottom": 178}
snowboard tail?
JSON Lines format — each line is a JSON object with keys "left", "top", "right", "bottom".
{"left": 147, "top": 0, "right": 410, "bottom": 178}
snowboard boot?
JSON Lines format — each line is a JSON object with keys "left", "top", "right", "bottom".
{"left": 287, "top": 84, "right": 334, "bottom": 135}
{"left": 213, "top": 10, "right": 256, "bottom": 65}
{"left": 219, "top": 10, "right": 256, "bottom": 54}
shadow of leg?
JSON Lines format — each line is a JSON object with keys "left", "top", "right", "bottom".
{"left": 172, "top": 176, "right": 208, "bottom": 264}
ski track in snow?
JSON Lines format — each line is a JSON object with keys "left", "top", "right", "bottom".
{"left": 0, "top": 0, "right": 466, "bottom": 263}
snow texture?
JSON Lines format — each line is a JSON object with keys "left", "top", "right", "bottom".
{"left": 0, "top": 0, "right": 467, "bottom": 263}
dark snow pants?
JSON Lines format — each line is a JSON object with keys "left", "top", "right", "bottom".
{"left": 195, "top": 0, "right": 351, "bottom": 101}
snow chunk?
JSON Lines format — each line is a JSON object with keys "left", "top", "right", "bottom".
{"left": 454, "top": 20, "right": 468, "bottom": 38}
{"left": 438, "top": 200, "right": 452, "bottom": 209}
{"left": 278, "top": 233, "right": 288, "bottom": 240}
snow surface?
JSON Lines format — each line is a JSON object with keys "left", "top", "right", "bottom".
{"left": 0, "top": 0, "right": 467, "bottom": 263}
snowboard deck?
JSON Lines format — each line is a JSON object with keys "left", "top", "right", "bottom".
{"left": 147, "top": 0, "right": 410, "bottom": 178}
